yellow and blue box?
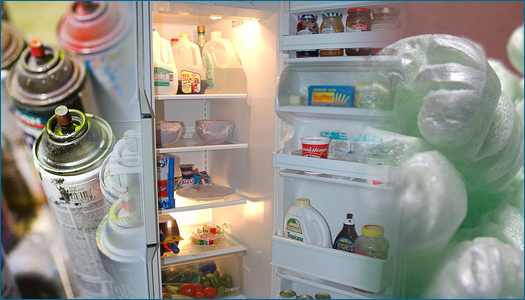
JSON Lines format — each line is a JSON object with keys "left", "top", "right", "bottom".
{"left": 307, "top": 86, "right": 354, "bottom": 107}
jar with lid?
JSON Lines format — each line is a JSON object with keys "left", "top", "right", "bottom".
{"left": 354, "top": 224, "right": 389, "bottom": 259}
{"left": 345, "top": 7, "right": 371, "bottom": 56}
{"left": 319, "top": 12, "right": 344, "bottom": 57}
{"left": 370, "top": 7, "right": 400, "bottom": 55}
{"left": 296, "top": 14, "right": 319, "bottom": 58}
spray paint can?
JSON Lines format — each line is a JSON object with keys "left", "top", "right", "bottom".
{"left": 1, "top": 20, "right": 26, "bottom": 148}
{"left": 33, "top": 105, "right": 115, "bottom": 298}
{"left": 100, "top": 130, "right": 141, "bottom": 209}
{"left": 96, "top": 191, "right": 147, "bottom": 298}
{"left": 7, "top": 39, "right": 96, "bottom": 147}
{"left": 57, "top": 1, "right": 133, "bottom": 114}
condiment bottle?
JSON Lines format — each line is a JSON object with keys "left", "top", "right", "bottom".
{"left": 333, "top": 213, "right": 359, "bottom": 252}
{"left": 370, "top": 7, "right": 400, "bottom": 55}
{"left": 320, "top": 13, "right": 344, "bottom": 56}
{"left": 354, "top": 224, "right": 389, "bottom": 259}
{"left": 197, "top": 25, "right": 206, "bottom": 54}
{"left": 345, "top": 7, "right": 371, "bottom": 56}
{"left": 296, "top": 14, "right": 319, "bottom": 58}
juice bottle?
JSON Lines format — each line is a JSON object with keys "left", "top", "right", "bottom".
{"left": 171, "top": 33, "right": 206, "bottom": 94}
{"left": 202, "top": 31, "right": 247, "bottom": 94}
{"left": 152, "top": 29, "right": 177, "bottom": 95}
{"left": 284, "top": 198, "right": 332, "bottom": 248}
{"left": 333, "top": 213, "right": 358, "bottom": 252}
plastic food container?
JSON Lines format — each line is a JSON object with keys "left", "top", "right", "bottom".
{"left": 156, "top": 121, "right": 183, "bottom": 147}
{"left": 301, "top": 137, "right": 330, "bottom": 159}
{"left": 195, "top": 120, "right": 234, "bottom": 144}
{"left": 190, "top": 223, "right": 227, "bottom": 245}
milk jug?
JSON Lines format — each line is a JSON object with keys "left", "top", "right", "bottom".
{"left": 171, "top": 34, "right": 206, "bottom": 94}
{"left": 284, "top": 198, "right": 332, "bottom": 248}
{"left": 202, "top": 31, "right": 247, "bottom": 94}
{"left": 152, "top": 29, "right": 177, "bottom": 95}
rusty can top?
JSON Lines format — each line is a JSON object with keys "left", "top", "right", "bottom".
{"left": 279, "top": 290, "right": 296, "bottom": 299}
{"left": 314, "top": 292, "right": 331, "bottom": 299}
{"left": 33, "top": 105, "right": 114, "bottom": 175}
{"left": 56, "top": 1, "right": 131, "bottom": 54}
{"left": 1, "top": 21, "right": 25, "bottom": 70}
{"left": 7, "top": 40, "right": 87, "bottom": 108}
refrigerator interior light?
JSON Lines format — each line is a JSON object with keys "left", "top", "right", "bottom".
{"left": 209, "top": 15, "right": 222, "bottom": 20}
{"left": 169, "top": 209, "right": 212, "bottom": 227}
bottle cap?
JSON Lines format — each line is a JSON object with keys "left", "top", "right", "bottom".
{"left": 346, "top": 213, "right": 353, "bottom": 219}
{"left": 347, "top": 7, "right": 371, "bottom": 13}
{"left": 362, "top": 224, "right": 384, "bottom": 237}
{"left": 298, "top": 14, "right": 317, "bottom": 20}
{"left": 322, "top": 12, "right": 342, "bottom": 18}
{"left": 197, "top": 25, "right": 205, "bottom": 32}
{"left": 295, "top": 198, "right": 310, "bottom": 206}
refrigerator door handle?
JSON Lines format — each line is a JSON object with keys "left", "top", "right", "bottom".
{"left": 147, "top": 244, "right": 162, "bottom": 298}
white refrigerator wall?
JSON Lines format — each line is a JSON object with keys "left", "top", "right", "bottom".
{"left": 209, "top": 11, "right": 280, "bottom": 299}
{"left": 151, "top": 3, "right": 280, "bottom": 298}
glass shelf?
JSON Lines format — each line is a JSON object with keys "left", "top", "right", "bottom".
{"left": 161, "top": 231, "right": 246, "bottom": 265}
{"left": 157, "top": 139, "right": 248, "bottom": 153}
{"left": 159, "top": 193, "right": 247, "bottom": 214}
{"left": 155, "top": 94, "right": 246, "bottom": 101}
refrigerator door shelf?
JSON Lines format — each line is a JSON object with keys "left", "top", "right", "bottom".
{"left": 279, "top": 169, "right": 396, "bottom": 191}
{"left": 276, "top": 105, "right": 391, "bottom": 121}
{"left": 159, "top": 193, "right": 247, "bottom": 214}
{"left": 275, "top": 267, "right": 388, "bottom": 299}
{"left": 271, "top": 235, "right": 395, "bottom": 294}
{"left": 273, "top": 148, "right": 400, "bottom": 183}
{"left": 283, "top": 54, "right": 395, "bottom": 65}
{"left": 161, "top": 232, "right": 246, "bottom": 264}
{"left": 280, "top": 30, "right": 404, "bottom": 53}
{"left": 155, "top": 94, "right": 247, "bottom": 101}
{"left": 157, "top": 140, "right": 248, "bottom": 153}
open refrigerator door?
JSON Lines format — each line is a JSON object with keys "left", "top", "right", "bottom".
{"left": 271, "top": 1, "right": 407, "bottom": 299}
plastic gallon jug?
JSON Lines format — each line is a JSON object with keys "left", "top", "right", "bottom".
{"left": 202, "top": 31, "right": 247, "bottom": 94}
{"left": 153, "top": 29, "right": 177, "bottom": 95}
{"left": 284, "top": 198, "right": 332, "bottom": 248}
{"left": 171, "top": 34, "right": 206, "bottom": 94}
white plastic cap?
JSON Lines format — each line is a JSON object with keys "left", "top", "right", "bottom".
{"left": 295, "top": 198, "right": 310, "bottom": 206}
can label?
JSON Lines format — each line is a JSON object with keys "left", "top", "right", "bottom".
{"left": 39, "top": 167, "right": 114, "bottom": 298}
{"left": 13, "top": 95, "right": 86, "bottom": 147}
{"left": 39, "top": 168, "right": 108, "bottom": 229}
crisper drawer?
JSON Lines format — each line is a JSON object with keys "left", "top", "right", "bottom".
{"left": 162, "top": 252, "right": 244, "bottom": 299}
{"left": 271, "top": 235, "right": 395, "bottom": 294}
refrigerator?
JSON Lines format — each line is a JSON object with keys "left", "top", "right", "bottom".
{"left": 143, "top": 1, "right": 406, "bottom": 299}
{"left": 3, "top": 1, "right": 407, "bottom": 299}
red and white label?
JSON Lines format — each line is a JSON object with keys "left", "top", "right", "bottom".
{"left": 302, "top": 144, "right": 329, "bottom": 158}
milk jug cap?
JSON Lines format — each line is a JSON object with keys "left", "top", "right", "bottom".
{"left": 211, "top": 31, "right": 223, "bottom": 39}
{"left": 362, "top": 224, "right": 384, "bottom": 237}
{"left": 295, "top": 198, "right": 310, "bottom": 206}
